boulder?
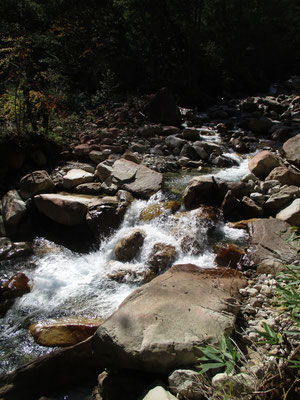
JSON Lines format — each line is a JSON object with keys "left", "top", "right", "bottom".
{"left": 95, "top": 161, "right": 113, "bottom": 182}
{"left": 92, "top": 264, "right": 246, "bottom": 373}
{"left": 34, "top": 193, "right": 90, "bottom": 226}
{"left": 221, "top": 191, "right": 242, "bottom": 222}
{"left": 89, "top": 150, "right": 109, "bottom": 164}
{"left": 139, "top": 201, "right": 181, "bottom": 221}
{"left": 246, "top": 219, "right": 300, "bottom": 274}
{"left": 29, "top": 317, "right": 103, "bottom": 347}
{"left": 214, "top": 244, "right": 245, "bottom": 268}
{"left": 264, "top": 186, "right": 300, "bottom": 214}
{"left": 283, "top": 133, "right": 300, "bottom": 167}
{"left": 20, "top": 170, "right": 56, "bottom": 200}
{"left": 165, "top": 135, "right": 186, "bottom": 149}
{"left": 265, "top": 166, "right": 300, "bottom": 186}
{"left": 148, "top": 243, "right": 178, "bottom": 272}
{"left": 241, "top": 196, "right": 264, "bottom": 218}
{"left": 0, "top": 240, "right": 33, "bottom": 260}
{"left": 182, "top": 177, "right": 218, "bottom": 210}
{"left": 112, "top": 159, "right": 163, "bottom": 198}
{"left": 143, "top": 87, "right": 181, "bottom": 125}
{"left": 114, "top": 229, "right": 146, "bottom": 262}
{"left": 248, "top": 151, "right": 279, "bottom": 179}
{"left": 276, "top": 198, "right": 300, "bottom": 225}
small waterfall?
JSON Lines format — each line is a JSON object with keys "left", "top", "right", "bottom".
{"left": 0, "top": 154, "right": 249, "bottom": 374}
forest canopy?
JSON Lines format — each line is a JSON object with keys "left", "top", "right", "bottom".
{"left": 1, "top": 0, "right": 299, "bottom": 116}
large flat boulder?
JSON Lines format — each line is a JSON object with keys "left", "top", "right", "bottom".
{"left": 111, "top": 159, "right": 163, "bottom": 198}
{"left": 92, "top": 264, "right": 246, "bottom": 373}
{"left": 34, "top": 193, "right": 91, "bottom": 226}
{"left": 246, "top": 218, "right": 300, "bottom": 274}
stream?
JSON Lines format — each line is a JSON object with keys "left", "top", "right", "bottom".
{"left": 0, "top": 140, "right": 251, "bottom": 376}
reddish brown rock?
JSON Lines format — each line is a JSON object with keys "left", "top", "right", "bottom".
{"left": 248, "top": 150, "right": 279, "bottom": 179}
{"left": 214, "top": 244, "right": 245, "bottom": 268}
{"left": 1, "top": 273, "right": 31, "bottom": 299}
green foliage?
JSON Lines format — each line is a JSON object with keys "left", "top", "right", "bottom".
{"left": 256, "top": 322, "right": 283, "bottom": 346}
{"left": 195, "top": 335, "right": 241, "bottom": 375}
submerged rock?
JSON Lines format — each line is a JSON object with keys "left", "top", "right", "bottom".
{"left": 139, "top": 201, "right": 181, "bottom": 221}
{"left": 148, "top": 243, "right": 178, "bottom": 272}
{"left": 92, "top": 264, "right": 246, "bottom": 373}
{"left": 114, "top": 229, "right": 146, "bottom": 262}
{"left": 0, "top": 272, "right": 31, "bottom": 299}
{"left": 29, "top": 317, "right": 103, "bottom": 347}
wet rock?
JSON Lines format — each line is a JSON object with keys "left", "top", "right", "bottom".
{"left": 246, "top": 218, "right": 300, "bottom": 274}
{"left": 137, "top": 124, "right": 162, "bottom": 138}
{"left": 20, "top": 170, "right": 56, "bottom": 200}
{"left": 148, "top": 243, "right": 178, "bottom": 272}
{"left": 111, "top": 158, "right": 163, "bottom": 198}
{"left": 276, "top": 198, "right": 300, "bottom": 225}
{"left": 92, "top": 264, "right": 246, "bottom": 373}
{"left": 62, "top": 168, "right": 94, "bottom": 189}
{"left": 143, "top": 87, "right": 181, "bottom": 125}
{"left": 34, "top": 193, "right": 90, "bottom": 226}
{"left": 87, "top": 195, "right": 128, "bottom": 238}
{"left": 168, "top": 369, "right": 203, "bottom": 400}
{"left": 0, "top": 272, "right": 31, "bottom": 299}
{"left": 139, "top": 201, "right": 181, "bottom": 221}
{"left": 248, "top": 150, "right": 279, "bottom": 179}
{"left": 182, "top": 176, "right": 218, "bottom": 209}
{"left": 283, "top": 133, "right": 300, "bottom": 167}
{"left": 214, "top": 244, "right": 245, "bottom": 268}
{"left": 29, "top": 317, "right": 103, "bottom": 347}
{"left": 114, "top": 229, "right": 146, "bottom": 261}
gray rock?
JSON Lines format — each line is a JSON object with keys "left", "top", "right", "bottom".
{"left": 212, "top": 372, "right": 256, "bottom": 395}
{"left": 247, "top": 219, "right": 300, "bottom": 274}
{"left": 168, "top": 369, "right": 203, "bottom": 399}
{"left": 111, "top": 159, "right": 163, "bottom": 198}
{"left": 276, "top": 198, "right": 300, "bottom": 225}
{"left": 73, "top": 182, "right": 102, "bottom": 195}
{"left": 264, "top": 186, "right": 300, "bottom": 214}
{"left": 62, "top": 168, "right": 94, "bottom": 189}
{"left": 96, "top": 162, "right": 113, "bottom": 182}
{"left": 92, "top": 264, "right": 246, "bottom": 373}
{"left": 89, "top": 150, "right": 109, "bottom": 164}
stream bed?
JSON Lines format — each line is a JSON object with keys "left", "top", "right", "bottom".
{"left": 0, "top": 152, "right": 251, "bottom": 376}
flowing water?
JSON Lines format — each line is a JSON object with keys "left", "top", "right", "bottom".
{"left": 0, "top": 151, "right": 250, "bottom": 375}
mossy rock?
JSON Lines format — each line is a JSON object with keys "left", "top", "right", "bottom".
{"left": 139, "top": 201, "right": 181, "bottom": 221}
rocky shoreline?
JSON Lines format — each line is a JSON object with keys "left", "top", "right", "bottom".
{"left": 0, "top": 82, "right": 300, "bottom": 399}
